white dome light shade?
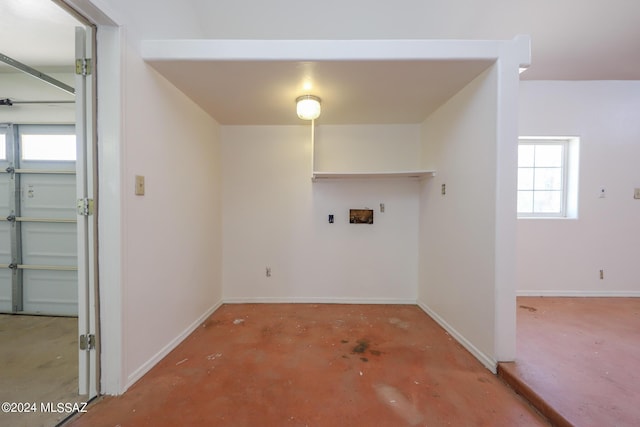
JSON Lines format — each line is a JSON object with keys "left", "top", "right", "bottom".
{"left": 296, "top": 95, "right": 321, "bottom": 120}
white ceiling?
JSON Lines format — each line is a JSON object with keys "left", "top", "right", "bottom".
{"left": 147, "top": 59, "right": 495, "bottom": 125}
{"left": 1, "top": 0, "right": 639, "bottom": 125}
{"left": 0, "top": 0, "right": 79, "bottom": 69}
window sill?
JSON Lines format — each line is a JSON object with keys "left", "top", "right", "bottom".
{"left": 517, "top": 216, "right": 578, "bottom": 220}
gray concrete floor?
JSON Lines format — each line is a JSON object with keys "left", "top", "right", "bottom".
{"left": 0, "top": 315, "right": 87, "bottom": 427}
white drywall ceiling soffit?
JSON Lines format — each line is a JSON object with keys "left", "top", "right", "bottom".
{"left": 141, "top": 38, "right": 532, "bottom": 125}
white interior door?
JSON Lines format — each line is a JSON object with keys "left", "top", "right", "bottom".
{"left": 75, "top": 25, "right": 98, "bottom": 398}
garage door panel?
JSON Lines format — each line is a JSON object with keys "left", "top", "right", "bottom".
{"left": 0, "top": 223, "right": 10, "bottom": 263}
{"left": 21, "top": 222, "right": 77, "bottom": 266}
{"left": 20, "top": 174, "right": 76, "bottom": 219}
{"left": 0, "top": 220, "right": 11, "bottom": 314}
{"left": 19, "top": 159, "right": 75, "bottom": 171}
{"left": 0, "top": 150, "right": 11, "bottom": 313}
{"left": 0, "top": 177, "right": 10, "bottom": 212}
{"left": 22, "top": 270, "right": 77, "bottom": 316}
{"left": 0, "top": 269, "right": 10, "bottom": 313}
{"left": 2, "top": 125, "right": 78, "bottom": 316}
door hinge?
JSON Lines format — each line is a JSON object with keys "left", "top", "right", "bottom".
{"left": 75, "top": 58, "right": 92, "bottom": 76}
{"left": 79, "top": 334, "right": 96, "bottom": 350}
{"left": 77, "top": 198, "right": 94, "bottom": 216}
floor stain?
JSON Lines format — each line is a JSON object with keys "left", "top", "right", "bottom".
{"left": 347, "top": 339, "right": 383, "bottom": 358}
{"left": 353, "top": 339, "right": 369, "bottom": 354}
{"left": 519, "top": 305, "right": 537, "bottom": 312}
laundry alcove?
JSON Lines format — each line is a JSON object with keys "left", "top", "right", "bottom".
{"left": 141, "top": 36, "right": 530, "bottom": 372}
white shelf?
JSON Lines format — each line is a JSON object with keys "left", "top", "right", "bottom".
{"left": 312, "top": 170, "right": 436, "bottom": 181}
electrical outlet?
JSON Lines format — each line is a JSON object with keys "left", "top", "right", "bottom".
{"left": 599, "top": 187, "right": 606, "bottom": 198}
{"left": 380, "top": 203, "right": 385, "bottom": 213}
{"left": 441, "top": 183, "right": 446, "bottom": 195}
{"left": 599, "top": 269, "right": 604, "bottom": 280}
{"left": 266, "top": 267, "right": 271, "bottom": 278}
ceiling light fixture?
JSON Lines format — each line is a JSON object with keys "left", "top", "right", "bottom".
{"left": 296, "top": 95, "right": 321, "bottom": 120}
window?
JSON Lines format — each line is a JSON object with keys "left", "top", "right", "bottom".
{"left": 0, "top": 133, "right": 5, "bottom": 160}
{"left": 517, "top": 137, "right": 579, "bottom": 218}
{"left": 21, "top": 133, "right": 76, "bottom": 161}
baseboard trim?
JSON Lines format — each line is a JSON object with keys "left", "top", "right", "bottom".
{"left": 124, "top": 300, "right": 223, "bottom": 391}
{"left": 517, "top": 290, "right": 640, "bottom": 297}
{"left": 222, "top": 297, "right": 417, "bottom": 305}
{"left": 416, "top": 301, "right": 497, "bottom": 374}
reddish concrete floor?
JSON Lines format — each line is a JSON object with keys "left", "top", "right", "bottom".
{"left": 66, "top": 304, "right": 548, "bottom": 427}
{"left": 499, "top": 297, "right": 640, "bottom": 427}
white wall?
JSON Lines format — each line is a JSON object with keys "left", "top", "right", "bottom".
{"left": 120, "top": 43, "right": 222, "bottom": 388}
{"left": 90, "top": 0, "right": 204, "bottom": 43}
{"left": 222, "top": 125, "right": 420, "bottom": 303}
{"left": 518, "top": 81, "right": 640, "bottom": 296}
{"left": 417, "top": 65, "right": 501, "bottom": 370}
{"left": 187, "top": 0, "right": 539, "bottom": 41}
{"left": 314, "top": 125, "right": 421, "bottom": 172}
{"left": 66, "top": 0, "right": 224, "bottom": 393}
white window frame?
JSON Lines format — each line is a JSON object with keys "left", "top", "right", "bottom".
{"left": 19, "top": 124, "right": 76, "bottom": 162}
{"left": 518, "top": 136, "right": 580, "bottom": 219}
{"left": 0, "top": 128, "right": 6, "bottom": 160}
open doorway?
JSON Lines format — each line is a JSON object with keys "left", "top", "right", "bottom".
{"left": 0, "top": 0, "right": 98, "bottom": 425}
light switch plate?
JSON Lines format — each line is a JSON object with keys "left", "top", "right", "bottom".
{"left": 135, "top": 175, "right": 145, "bottom": 196}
